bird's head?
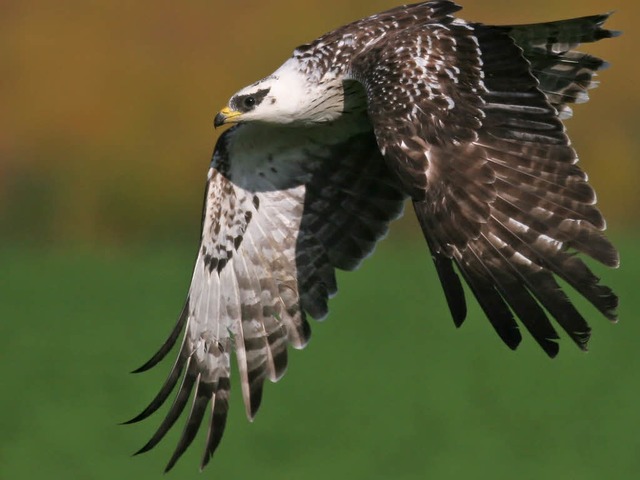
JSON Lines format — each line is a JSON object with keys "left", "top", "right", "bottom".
{"left": 214, "top": 58, "right": 344, "bottom": 127}
{"left": 214, "top": 82, "right": 275, "bottom": 128}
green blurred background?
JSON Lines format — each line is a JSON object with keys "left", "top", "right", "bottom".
{"left": 1, "top": 1, "right": 638, "bottom": 479}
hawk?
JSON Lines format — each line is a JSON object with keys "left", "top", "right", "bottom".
{"left": 126, "top": 1, "right": 620, "bottom": 471}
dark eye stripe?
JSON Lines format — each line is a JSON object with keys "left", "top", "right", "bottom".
{"left": 232, "top": 88, "right": 271, "bottom": 112}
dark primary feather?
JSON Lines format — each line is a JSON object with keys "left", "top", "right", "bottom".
{"left": 352, "top": 8, "right": 618, "bottom": 356}
{"left": 128, "top": 0, "right": 619, "bottom": 471}
{"left": 500, "top": 12, "right": 620, "bottom": 118}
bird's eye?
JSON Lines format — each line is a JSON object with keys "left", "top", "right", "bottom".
{"left": 243, "top": 96, "right": 256, "bottom": 109}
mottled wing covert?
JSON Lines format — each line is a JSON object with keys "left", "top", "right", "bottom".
{"left": 352, "top": 14, "right": 619, "bottom": 356}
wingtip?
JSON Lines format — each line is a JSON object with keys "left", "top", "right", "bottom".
{"left": 452, "top": 309, "right": 466, "bottom": 328}
{"left": 244, "top": 386, "right": 264, "bottom": 422}
{"left": 163, "top": 446, "right": 182, "bottom": 473}
{"left": 162, "top": 440, "right": 189, "bottom": 473}
{"left": 130, "top": 301, "right": 191, "bottom": 374}
{"left": 611, "top": 252, "right": 621, "bottom": 269}
{"left": 498, "top": 326, "right": 522, "bottom": 352}
{"left": 246, "top": 408, "right": 257, "bottom": 423}
{"left": 199, "top": 453, "right": 214, "bottom": 472}
{"left": 504, "top": 339, "right": 520, "bottom": 353}
{"left": 120, "top": 409, "right": 153, "bottom": 425}
{"left": 130, "top": 354, "right": 164, "bottom": 374}
{"left": 593, "top": 11, "right": 622, "bottom": 39}
{"left": 132, "top": 441, "right": 154, "bottom": 457}
{"left": 542, "top": 339, "right": 560, "bottom": 359}
{"left": 572, "top": 330, "right": 592, "bottom": 352}
{"left": 598, "top": 60, "right": 612, "bottom": 72}
{"left": 130, "top": 364, "right": 151, "bottom": 375}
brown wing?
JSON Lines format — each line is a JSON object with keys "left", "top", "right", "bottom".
{"left": 352, "top": 18, "right": 618, "bottom": 357}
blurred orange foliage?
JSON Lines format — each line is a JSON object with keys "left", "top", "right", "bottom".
{"left": 1, "top": 0, "right": 637, "bottom": 245}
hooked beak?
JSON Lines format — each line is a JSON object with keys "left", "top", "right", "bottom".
{"left": 214, "top": 106, "right": 242, "bottom": 128}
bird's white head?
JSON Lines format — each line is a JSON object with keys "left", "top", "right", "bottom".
{"left": 214, "top": 58, "right": 345, "bottom": 127}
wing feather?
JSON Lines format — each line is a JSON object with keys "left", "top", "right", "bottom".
{"left": 353, "top": 13, "right": 618, "bottom": 355}
{"left": 234, "top": 244, "right": 270, "bottom": 419}
{"left": 469, "top": 233, "right": 561, "bottom": 357}
{"left": 122, "top": 337, "right": 189, "bottom": 425}
{"left": 242, "top": 229, "right": 289, "bottom": 382}
{"left": 164, "top": 374, "right": 209, "bottom": 473}
{"left": 487, "top": 213, "right": 592, "bottom": 349}
{"left": 502, "top": 12, "right": 619, "bottom": 118}
{"left": 128, "top": 119, "right": 405, "bottom": 470}
{"left": 130, "top": 302, "right": 189, "bottom": 374}
{"left": 200, "top": 377, "right": 230, "bottom": 470}
{"left": 133, "top": 357, "right": 197, "bottom": 456}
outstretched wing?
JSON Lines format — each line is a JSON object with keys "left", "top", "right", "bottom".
{"left": 351, "top": 13, "right": 619, "bottom": 356}
{"left": 125, "top": 116, "right": 406, "bottom": 471}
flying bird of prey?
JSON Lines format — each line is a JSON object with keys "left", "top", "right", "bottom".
{"left": 127, "top": 1, "right": 620, "bottom": 471}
